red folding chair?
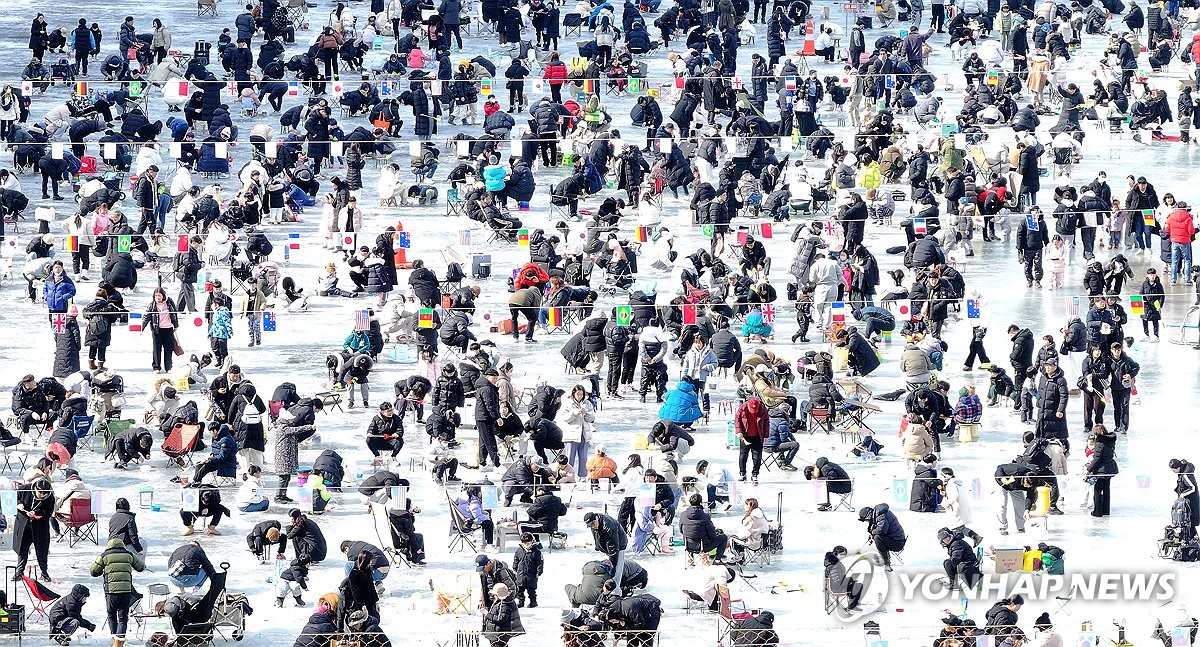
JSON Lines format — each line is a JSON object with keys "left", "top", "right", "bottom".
{"left": 162, "top": 423, "right": 202, "bottom": 470}
{"left": 58, "top": 497, "right": 99, "bottom": 547}
{"left": 10, "top": 569, "right": 60, "bottom": 622}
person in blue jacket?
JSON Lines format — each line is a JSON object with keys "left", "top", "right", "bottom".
{"left": 658, "top": 381, "right": 704, "bottom": 427}
{"left": 193, "top": 423, "right": 238, "bottom": 483}
{"left": 43, "top": 260, "right": 77, "bottom": 315}
{"left": 740, "top": 307, "right": 773, "bottom": 341}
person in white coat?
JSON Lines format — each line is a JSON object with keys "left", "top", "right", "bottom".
{"left": 807, "top": 252, "right": 842, "bottom": 331}
{"left": 561, "top": 384, "right": 595, "bottom": 478}
{"left": 60, "top": 211, "right": 95, "bottom": 281}
{"left": 1031, "top": 613, "right": 1063, "bottom": 647}
{"left": 135, "top": 143, "right": 164, "bottom": 177}
{"left": 726, "top": 497, "right": 771, "bottom": 564}
{"left": 940, "top": 467, "right": 984, "bottom": 545}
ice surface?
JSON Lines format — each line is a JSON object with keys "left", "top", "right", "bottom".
{"left": 0, "top": 0, "right": 1198, "bottom": 645}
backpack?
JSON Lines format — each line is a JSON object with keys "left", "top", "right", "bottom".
{"left": 1173, "top": 498, "right": 1192, "bottom": 528}
{"left": 980, "top": 189, "right": 1001, "bottom": 216}
{"left": 1022, "top": 439, "right": 1051, "bottom": 469}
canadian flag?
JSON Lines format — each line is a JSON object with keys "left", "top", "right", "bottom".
{"left": 896, "top": 300, "right": 913, "bottom": 319}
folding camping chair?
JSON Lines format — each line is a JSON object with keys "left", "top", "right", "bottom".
{"left": 447, "top": 492, "right": 481, "bottom": 554}
{"left": 743, "top": 526, "right": 783, "bottom": 568}
{"left": 433, "top": 575, "right": 474, "bottom": 615}
{"left": 67, "top": 415, "right": 98, "bottom": 452}
{"left": 563, "top": 13, "right": 584, "bottom": 37}
{"left": 285, "top": 0, "right": 308, "bottom": 26}
{"left": 314, "top": 391, "right": 344, "bottom": 413}
{"left": 830, "top": 478, "right": 854, "bottom": 511}
{"left": 1, "top": 445, "right": 29, "bottom": 474}
{"left": 58, "top": 497, "right": 99, "bottom": 547}
{"left": 807, "top": 406, "right": 836, "bottom": 434}
{"left": 197, "top": 0, "right": 218, "bottom": 17}
{"left": 682, "top": 589, "right": 709, "bottom": 614}
{"left": 162, "top": 422, "right": 203, "bottom": 470}
{"left": 715, "top": 583, "right": 756, "bottom": 643}
{"left": 6, "top": 567, "right": 60, "bottom": 623}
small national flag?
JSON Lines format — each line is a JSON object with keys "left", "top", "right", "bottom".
{"left": 75, "top": 81, "right": 87, "bottom": 96}
{"left": 1142, "top": 209, "right": 1156, "bottom": 227}
{"left": 265, "top": 140, "right": 278, "bottom": 158}
{"left": 194, "top": 317, "right": 204, "bottom": 327}
{"left": 288, "top": 81, "right": 299, "bottom": 96}
{"left": 701, "top": 224, "right": 714, "bottom": 238}
{"left": 762, "top": 304, "right": 776, "bottom": 324}
{"left": 785, "top": 76, "right": 797, "bottom": 91}
{"left": 117, "top": 235, "right": 132, "bottom": 253}
{"left": 517, "top": 229, "right": 529, "bottom": 247}
{"left": 128, "top": 312, "right": 143, "bottom": 332}
{"left": 459, "top": 230, "right": 472, "bottom": 246}
{"left": 615, "top": 305, "right": 632, "bottom": 326}
{"left": 966, "top": 299, "right": 981, "bottom": 319}
{"left": 418, "top": 308, "right": 434, "bottom": 329}
{"left": 177, "top": 235, "right": 190, "bottom": 253}
{"left": 731, "top": 76, "right": 743, "bottom": 90}
{"left": 66, "top": 236, "right": 78, "bottom": 252}
{"left": 682, "top": 304, "right": 697, "bottom": 325}
{"left": 129, "top": 81, "right": 145, "bottom": 98}
{"left": 178, "top": 80, "right": 190, "bottom": 97}
{"left": 1129, "top": 295, "right": 1145, "bottom": 316}
{"left": 342, "top": 234, "right": 357, "bottom": 251}
{"left": 1137, "top": 475, "right": 1152, "bottom": 489}
{"left": 396, "top": 231, "right": 411, "bottom": 248}
{"left": 736, "top": 231, "right": 748, "bottom": 246}
{"left": 288, "top": 233, "right": 300, "bottom": 250}
{"left": 51, "top": 143, "right": 64, "bottom": 159}
{"left": 896, "top": 299, "right": 913, "bottom": 319}
{"left": 635, "top": 226, "right": 650, "bottom": 243}
{"left": 380, "top": 81, "right": 393, "bottom": 98}
{"left": 757, "top": 222, "right": 773, "bottom": 239}
{"left": 480, "top": 78, "right": 492, "bottom": 95}
{"left": 547, "top": 307, "right": 563, "bottom": 327}
{"left": 263, "top": 311, "right": 276, "bottom": 332}
{"left": 1025, "top": 214, "right": 1040, "bottom": 231}
{"left": 51, "top": 313, "right": 67, "bottom": 334}
{"left": 913, "top": 218, "right": 927, "bottom": 235}
{"left": 1066, "top": 296, "right": 1081, "bottom": 317}
{"left": 831, "top": 302, "right": 846, "bottom": 323}
{"left": 354, "top": 309, "right": 371, "bottom": 331}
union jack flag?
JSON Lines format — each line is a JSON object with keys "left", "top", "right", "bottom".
{"left": 51, "top": 313, "right": 67, "bottom": 334}
{"left": 762, "top": 304, "right": 777, "bottom": 324}
{"left": 824, "top": 220, "right": 839, "bottom": 236}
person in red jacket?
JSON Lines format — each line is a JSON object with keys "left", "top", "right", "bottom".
{"left": 1165, "top": 204, "right": 1196, "bottom": 284}
{"left": 542, "top": 53, "right": 569, "bottom": 103}
{"left": 734, "top": 398, "right": 770, "bottom": 483}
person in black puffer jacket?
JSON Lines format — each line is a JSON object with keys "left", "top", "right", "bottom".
{"left": 433, "top": 364, "right": 466, "bottom": 414}
{"left": 909, "top": 455, "right": 940, "bottom": 512}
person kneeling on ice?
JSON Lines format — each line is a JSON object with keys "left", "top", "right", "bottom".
{"left": 275, "top": 555, "right": 311, "bottom": 607}
{"left": 857, "top": 503, "right": 907, "bottom": 571}
{"left": 49, "top": 584, "right": 98, "bottom": 645}
{"left": 938, "top": 527, "right": 981, "bottom": 591}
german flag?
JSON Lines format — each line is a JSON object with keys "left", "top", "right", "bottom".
{"left": 418, "top": 308, "right": 435, "bottom": 328}
{"left": 75, "top": 81, "right": 87, "bottom": 96}
{"left": 66, "top": 236, "right": 78, "bottom": 252}
{"left": 547, "top": 307, "right": 562, "bottom": 328}
{"left": 635, "top": 226, "right": 650, "bottom": 242}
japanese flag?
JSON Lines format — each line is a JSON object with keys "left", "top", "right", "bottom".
{"left": 896, "top": 300, "right": 913, "bottom": 320}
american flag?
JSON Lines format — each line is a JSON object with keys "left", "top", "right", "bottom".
{"left": 1066, "top": 296, "right": 1081, "bottom": 317}
{"left": 762, "top": 304, "right": 777, "bottom": 324}
{"left": 51, "top": 313, "right": 67, "bottom": 334}
{"left": 354, "top": 310, "right": 371, "bottom": 331}
{"left": 459, "top": 230, "right": 472, "bottom": 246}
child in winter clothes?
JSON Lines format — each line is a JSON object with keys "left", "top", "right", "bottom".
{"left": 1019, "top": 366, "right": 1038, "bottom": 424}
{"left": 240, "top": 88, "right": 262, "bottom": 117}
{"left": 1107, "top": 200, "right": 1126, "bottom": 249}
{"left": 237, "top": 465, "right": 269, "bottom": 512}
{"left": 1046, "top": 234, "right": 1068, "bottom": 289}
{"left": 319, "top": 262, "right": 358, "bottom": 298}
{"left": 406, "top": 45, "right": 429, "bottom": 69}
{"left": 208, "top": 305, "right": 233, "bottom": 368}
{"left": 275, "top": 555, "right": 311, "bottom": 607}
{"left": 511, "top": 533, "right": 543, "bottom": 608}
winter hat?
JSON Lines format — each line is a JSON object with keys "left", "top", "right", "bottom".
{"left": 63, "top": 468, "right": 80, "bottom": 481}
{"left": 1034, "top": 613, "right": 1052, "bottom": 629}
{"left": 491, "top": 583, "right": 510, "bottom": 599}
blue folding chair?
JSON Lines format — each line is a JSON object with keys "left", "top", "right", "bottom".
{"left": 69, "top": 415, "right": 98, "bottom": 452}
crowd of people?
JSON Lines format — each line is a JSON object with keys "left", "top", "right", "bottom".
{"left": 1, "top": 0, "right": 1199, "bottom": 643}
